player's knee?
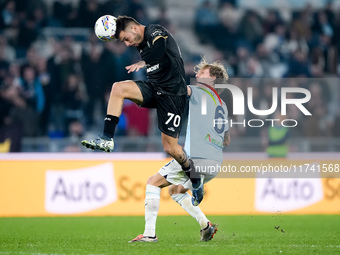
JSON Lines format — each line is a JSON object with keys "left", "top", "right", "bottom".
{"left": 111, "top": 82, "right": 126, "bottom": 97}
{"left": 146, "top": 175, "right": 156, "bottom": 185}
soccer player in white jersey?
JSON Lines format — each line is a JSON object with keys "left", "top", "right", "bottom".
{"left": 129, "top": 58, "right": 230, "bottom": 243}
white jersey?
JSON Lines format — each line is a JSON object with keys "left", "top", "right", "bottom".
{"left": 184, "top": 85, "right": 229, "bottom": 163}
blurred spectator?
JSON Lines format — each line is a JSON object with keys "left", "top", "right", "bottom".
{"left": 263, "top": 9, "right": 283, "bottom": 34}
{"left": 24, "top": 47, "right": 40, "bottom": 69}
{"left": 61, "top": 73, "right": 86, "bottom": 136}
{"left": 215, "top": 2, "right": 239, "bottom": 53}
{"left": 51, "top": 43, "right": 80, "bottom": 100}
{"left": 63, "top": 120, "right": 84, "bottom": 152}
{"left": 0, "top": 34, "right": 15, "bottom": 62}
{"left": 46, "top": 40, "right": 64, "bottom": 131}
{"left": 36, "top": 57, "right": 52, "bottom": 136}
{"left": 32, "top": 6, "right": 48, "bottom": 29}
{"left": 238, "top": 10, "right": 263, "bottom": 49}
{"left": 0, "top": 78, "right": 23, "bottom": 152}
{"left": 153, "top": 7, "right": 173, "bottom": 33}
{"left": 312, "top": 33, "right": 337, "bottom": 75}
{"left": 245, "top": 56, "right": 263, "bottom": 78}
{"left": 304, "top": 82, "right": 329, "bottom": 137}
{"left": 8, "top": 62, "right": 21, "bottom": 87}
{"left": 126, "top": 0, "right": 149, "bottom": 23}
{"left": 0, "top": 0, "right": 17, "bottom": 28}
{"left": 263, "top": 24, "right": 287, "bottom": 57}
{"left": 286, "top": 48, "right": 310, "bottom": 77}
{"left": 291, "top": 6, "right": 312, "bottom": 40}
{"left": 52, "top": 0, "right": 78, "bottom": 27}
{"left": 0, "top": 46, "right": 9, "bottom": 84}
{"left": 312, "top": 11, "right": 334, "bottom": 37}
{"left": 77, "top": 0, "right": 102, "bottom": 28}
{"left": 194, "top": 0, "right": 220, "bottom": 44}
{"left": 218, "top": 1, "right": 241, "bottom": 28}
{"left": 17, "top": 65, "right": 45, "bottom": 136}
{"left": 255, "top": 43, "right": 278, "bottom": 77}
{"left": 234, "top": 46, "right": 250, "bottom": 77}
{"left": 282, "top": 28, "right": 309, "bottom": 56}
{"left": 16, "top": 17, "right": 39, "bottom": 58}
{"left": 81, "top": 34, "right": 105, "bottom": 128}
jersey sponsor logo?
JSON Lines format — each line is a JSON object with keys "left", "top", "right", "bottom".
{"left": 146, "top": 63, "right": 159, "bottom": 73}
{"left": 204, "top": 134, "right": 223, "bottom": 148}
{"left": 168, "top": 127, "right": 175, "bottom": 132}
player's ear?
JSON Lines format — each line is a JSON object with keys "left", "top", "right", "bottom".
{"left": 130, "top": 24, "right": 138, "bottom": 33}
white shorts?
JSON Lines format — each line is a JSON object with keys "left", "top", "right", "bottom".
{"left": 158, "top": 158, "right": 220, "bottom": 190}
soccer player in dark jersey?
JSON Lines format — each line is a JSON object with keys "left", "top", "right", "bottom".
{"left": 81, "top": 16, "right": 198, "bottom": 186}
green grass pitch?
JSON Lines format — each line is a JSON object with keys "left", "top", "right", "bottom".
{"left": 0, "top": 215, "right": 339, "bottom": 255}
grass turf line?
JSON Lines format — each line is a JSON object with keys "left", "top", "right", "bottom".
{"left": 0, "top": 215, "right": 339, "bottom": 255}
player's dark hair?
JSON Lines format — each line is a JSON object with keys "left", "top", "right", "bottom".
{"left": 115, "top": 15, "right": 141, "bottom": 39}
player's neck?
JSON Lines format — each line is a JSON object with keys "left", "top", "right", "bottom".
{"left": 140, "top": 25, "right": 145, "bottom": 36}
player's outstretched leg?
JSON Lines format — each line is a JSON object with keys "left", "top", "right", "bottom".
{"left": 81, "top": 135, "right": 114, "bottom": 152}
{"left": 82, "top": 80, "right": 143, "bottom": 153}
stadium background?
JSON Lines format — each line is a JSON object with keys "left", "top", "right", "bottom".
{"left": 0, "top": 0, "right": 339, "bottom": 217}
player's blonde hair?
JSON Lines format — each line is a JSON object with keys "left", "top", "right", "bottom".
{"left": 194, "top": 57, "right": 229, "bottom": 84}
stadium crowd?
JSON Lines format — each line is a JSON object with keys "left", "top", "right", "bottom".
{"left": 0, "top": 0, "right": 339, "bottom": 152}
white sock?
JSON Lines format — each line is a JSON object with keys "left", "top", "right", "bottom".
{"left": 171, "top": 192, "right": 209, "bottom": 229}
{"left": 143, "top": 184, "right": 161, "bottom": 237}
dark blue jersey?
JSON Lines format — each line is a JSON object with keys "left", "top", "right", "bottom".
{"left": 137, "top": 24, "right": 187, "bottom": 96}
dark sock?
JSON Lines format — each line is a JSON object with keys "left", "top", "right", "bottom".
{"left": 182, "top": 159, "right": 201, "bottom": 188}
{"left": 103, "top": 115, "right": 119, "bottom": 138}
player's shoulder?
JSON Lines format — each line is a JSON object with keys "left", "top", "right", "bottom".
{"left": 189, "top": 85, "right": 202, "bottom": 96}
{"left": 146, "top": 24, "right": 168, "bottom": 37}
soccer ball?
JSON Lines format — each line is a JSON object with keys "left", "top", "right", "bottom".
{"left": 94, "top": 15, "right": 117, "bottom": 41}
